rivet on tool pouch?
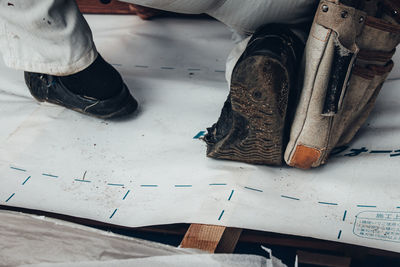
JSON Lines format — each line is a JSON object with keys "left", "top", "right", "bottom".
{"left": 285, "top": 0, "right": 400, "bottom": 169}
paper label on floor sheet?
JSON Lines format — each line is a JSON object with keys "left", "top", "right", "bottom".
{"left": 353, "top": 211, "right": 400, "bottom": 242}
{"left": 0, "top": 15, "right": 400, "bottom": 253}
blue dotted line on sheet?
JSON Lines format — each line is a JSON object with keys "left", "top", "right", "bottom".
{"left": 217, "top": 188, "right": 236, "bottom": 221}
{"left": 110, "top": 208, "right": 118, "bottom": 219}
{"left": 9, "top": 164, "right": 386, "bottom": 234}
{"left": 74, "top": 179, "right": 91, "bottom": 183}
{"left": 338, "top": 230, "right": 342, "bottom": 239}
{"left": 122, "top": 190, "right": 131, "bottom": 200}
{"left": 228, "top": 190, "right": 234, "bottom": 201}
{"left": 112, "top": 63, "right": 226, "bottom": 74}
{"left": 318, "top": 201, "right": 338, "bottom": 206}
{"left": 357, "top": 205, "right": 377, "bottom": 208}
{"left": 244, "top": 186, "right": 263, "bottom": 193}
{"left": 337, "top": 210, "right": 348, "bottom": 240}
{"left": 107, "top": 183, "right": 124, "bottom": 187}
{"left": 161, "top": 66, "right": 175, "bottom": 70}
{"left": 218, "top": 210, "right": 225, "bottom": 221}
{"left": 109, "top": 190, "right": 132, "bottom": 220}
{"left": 42, "top": 173, "right": 58, "bottom": 178}
{"left": 10, "top": 166, "right": 26, "bottom": 172}
{"left": 281, "top": 195, "right": 300, "bottom": 201}
{"left": 5, "top": 167, "right": 60, "bottom": 205}
{"left": 5, "top": 193, "right": 15, "bottom": 202}
{"left": 22, "top": 176, "right": 31, "bottom": 185}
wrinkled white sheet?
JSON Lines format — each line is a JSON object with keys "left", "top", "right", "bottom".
{"left": 1, "top": 15, "right": 400, "bottom": 254}
{"left": 0, "top": 210, "right": 283, "bottom": 267}
{"left": 0, "top": 210, "right": 191, "bottom": 266}
{"left": 21, "top": 255, "right": 274, "bottom": 267}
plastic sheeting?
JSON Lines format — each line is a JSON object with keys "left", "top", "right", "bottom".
{"left": 21, "top": 255, "right": 275, "bottom": 267}
{"left": 1, "top": 15, "right": 400, "bottom": 253}
{"left": 0, "top": 210, "right": 191, "bottom": 266}
{"left": 1, "top": 210, "right": 283, "bottom": 267}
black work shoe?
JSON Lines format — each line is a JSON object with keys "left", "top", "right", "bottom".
{"left": 204, "top": 24, "right": 304, "bottom": 166}
{"left": 24, "top": 72, "right": 138, "bottom": 119}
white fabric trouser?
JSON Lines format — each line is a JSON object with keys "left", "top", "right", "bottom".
{"left": 0, "top": 0, "right": 316, "bottom": 76}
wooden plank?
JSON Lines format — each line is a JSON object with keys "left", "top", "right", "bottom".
{"left": 76, "top": 0, "right": 136, "bottom": 14}
{"left": 180, "top": 224, "right": 226, "bottom": 253}
{"left": 180, "top": 224, "right": 242, "bottom": 253}
{"left": 297, "top": 250, "right": 352, "bottom": 267}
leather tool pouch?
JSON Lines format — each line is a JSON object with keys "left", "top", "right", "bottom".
{"left": 285, "top": 0, "right": 400, "bottom": 169}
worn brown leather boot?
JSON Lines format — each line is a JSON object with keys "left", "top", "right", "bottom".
{"left": 204, "top": 24, "right": 304, "bottom": 166}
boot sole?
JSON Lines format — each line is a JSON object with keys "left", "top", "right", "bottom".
{"left": 206, "top": 55, "right": 290, "bottom": 165}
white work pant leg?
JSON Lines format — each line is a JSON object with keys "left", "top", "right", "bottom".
{"left": 123, "top": 0, "right": 316, "bottom": 83}
{"left": 123, "top": 0, "right": 316, "bottom": 34}
{"left": 0, "top": 0, "right": 97, "bottom": 75}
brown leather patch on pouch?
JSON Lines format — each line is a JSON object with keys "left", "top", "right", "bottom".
{"left": 290, "top": 145, "right": 322, "bottom": 169}
{"left": 353, "top": 65, "right": 375, "bottom": 80}
{"left": 357, "top": 48, "right": 396, "bottom": 62}
{"left": 353, "top": 61, "right": 394, "bottom": 79}
{"left": 369, "top": 60, "right": 394, "bottom": 75}
{"left": 365, "top": 16, "right": 400, "bottom": 34}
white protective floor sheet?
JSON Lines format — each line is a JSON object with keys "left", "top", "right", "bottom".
{"left": 1, "top": 15, "right": 400, "bottom": 253}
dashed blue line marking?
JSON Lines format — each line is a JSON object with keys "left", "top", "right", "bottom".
{"left": 109, "top": 209, "right": 118, "bottom": 219}
{"left": 107, "top": 183, "right": 124, "bottom": 187}
{"left": 244, "top": 186, "right": 263, "bottom": 193}
{"left": 111, "top": 63, "right": 122, "bottom": 66}
{"left": 187, "top": 68, "right": 201, "bottom": 71}
{"left": 10, "top": 166, "right": 26, "bottom": 172}
{"left": 338, "top": 230, "right": 342, "bottom": 239}
{"left": 141, "top": 185, "right": 158, "bottom": 187}
{"left": 228, "top": 190, "right": 234, "bottom": 201}
{"left": 193, "top": 131, "right": 206, "bottom": 139}
{"left": 209, "top": 183, "right": 227, "bottom": 186}
{"left": 161, "top": 67, "right": 175, "bottom": 70}
{"left": 318, "top": 201, "right": 338, "bottom": 206}
{"left": 175, "top": 185, "right": 192, "bottom": 188}
{"left": 390, "top": 153, "right": 400, "bottom": 157}
{"left": 22, "top": 176, "right": 31, "bottom": 185}
{"left": 123, "top": 190, "right": 130, "bottom": 200}
{"left": 215, "top": 70, "right": 225, "bottom": 73}
{"left": 357, "top": 205, "right": 377, "bottom": 208}
{"left": 281, "top": 195, "right": 300, "bottom": 201}
{"left": 5, "top": 193, "right": 15, "bottom": 202}
{"left": 218, "top": 210, "right": 225, "bottom": 221}
{"left": 135, "top": 65, "right": 148, "bottom": 68}
{"left": 74, "top": 179, "right": 91, "bottom": 183}
{"left": 343, "top": 210, "right": 347, "bottom": 221}
{"left": 42, "top": 173, "right": 58, "bottom": 178}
